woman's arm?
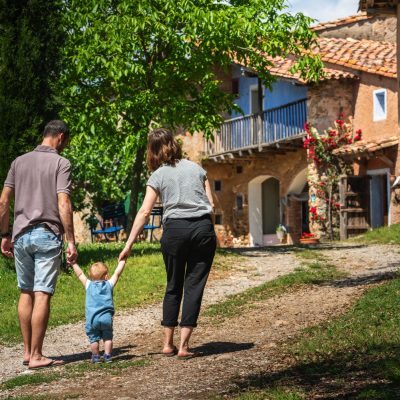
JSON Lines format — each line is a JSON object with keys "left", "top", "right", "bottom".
{"left": 205, "top": 178, "right": 216, "bottom": 225}
{"left": 118, "top": 185, "right": 158, "bottom": 261}
{"left": 204, "top": 178, "right": 215, "bottom": 209}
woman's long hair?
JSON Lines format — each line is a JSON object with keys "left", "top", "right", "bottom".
{"left": 147, "top": 128, "right": 182, "bottom": 171}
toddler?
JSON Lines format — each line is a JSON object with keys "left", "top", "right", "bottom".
{"left": 71, "top": 259, "right": 126, "bottom": 363}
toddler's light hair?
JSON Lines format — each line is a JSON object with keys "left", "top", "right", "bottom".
{"left": 89, "top": 262, "right": 109, "bottom": 280}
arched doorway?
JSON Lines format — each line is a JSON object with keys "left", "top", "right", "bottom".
{"left": 287, "top": 168, "right": 309, "bottom": 242}
{"left": 249, "top": 175, "right": 280, "bottom": 246}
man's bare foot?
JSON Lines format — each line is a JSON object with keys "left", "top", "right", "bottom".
{"left": 28, "top": 355, "right": 64, "bottom": 369}
{"left": 23, "top": 352, "right": 30, "bottom": 365}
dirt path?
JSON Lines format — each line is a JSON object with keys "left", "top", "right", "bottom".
{"left": 1, "top": 243, "right": 399, "bottom": 400}
{"left": 0, "top": 248, "right": 302, "bottom": 384}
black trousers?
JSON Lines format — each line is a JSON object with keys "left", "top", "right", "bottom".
{"left": 160, "top": 215, "right": 217, "bottom": 328}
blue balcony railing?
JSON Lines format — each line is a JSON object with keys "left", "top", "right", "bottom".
{"left": 206, "top": 98, "right": 307, "bottom": 156}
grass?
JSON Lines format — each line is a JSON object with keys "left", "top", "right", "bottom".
{"left": 229, "top": 272, "right": 400, "bottom": 399}
{"left": 1, "top": 373, "right": 60, "bottom": 390}
{"left": 0, "top": 242, "right": 237, "bottom": 345}
{"left": 205, "top": 249, "right": 344, "bottom": 321}
{"left": 292, "top": 275, "right": 400, "bottom": 363}
{"left": 215, "top": 387, "right": 305, "bottom": 400}
{"left": 350, "top": 224, "right": 400, "bottom": 244}
{"left": 1, "top": 358, "right": 150, "bottom": 391}
{"left": 287, "top": 275, "right": 400, "bottom": 398}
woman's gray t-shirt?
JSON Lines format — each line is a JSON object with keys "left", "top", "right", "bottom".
{"left": 147, "top": 159, "right": 212, "bottom": 221}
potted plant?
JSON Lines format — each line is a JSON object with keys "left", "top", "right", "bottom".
{"left": 276, "top": 224, "right": 287, "bottom": 243}
{"left": 299, "top": 232, "right": 319, "bottom": 244}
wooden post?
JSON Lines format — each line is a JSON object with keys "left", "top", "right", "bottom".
{"left": 339, "top": 176, "right": 347, "bottom": 240}
{"left": 397, "top": 3, "right": 400, "bottom": 127}
{"left": 257, "top": 77, "right": 263, "bottom": 150}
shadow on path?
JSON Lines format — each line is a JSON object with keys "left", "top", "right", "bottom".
{"left": 58, "top": 344, "right": 137, "bottom": 364}
{"left": 228, "top": 344, "right": 400, "bottom": 399}
{"left": 192, "top": 341, "right": 254, "bottom": 357}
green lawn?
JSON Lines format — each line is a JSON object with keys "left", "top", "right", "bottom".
{"left": 351, "top": 224, "right": 400, "bottom": 244}
{"left": 227, "top": 271, "right": 400, "bottom": 399}
{"left": 0, "top": 242, "right": 237, "bottom": 345}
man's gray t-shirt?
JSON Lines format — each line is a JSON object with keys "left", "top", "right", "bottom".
{"left": 4, "top": 145, "right": 72, "bottom": 241}
{"left": 147, "top": 159, "right": 212, "bottom": 221}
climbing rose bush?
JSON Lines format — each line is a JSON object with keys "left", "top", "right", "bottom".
{"left": 303, "top": 116, "right": 362, "bottom": 237}
{"left": 303, "top": 116, "right": 362, "bottom": 165}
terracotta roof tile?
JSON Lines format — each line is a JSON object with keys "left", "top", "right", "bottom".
{"left": 240, "top": 31, "right": 395, "bottom": 83}
{"left": 314, "top": 37, "right": 396, "bottom": 78}
{"left": 263, "top": 54, "right": 357, "bottom": 83}
{"left": 332, "top": 136, "right": 399, "bottom": 156}
{"left": 312, "top": 13, "right": 373, "bottom": 31}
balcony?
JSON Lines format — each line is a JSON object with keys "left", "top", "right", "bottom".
{"left": 205, "top": 99, "right": 307, "bottom": 157}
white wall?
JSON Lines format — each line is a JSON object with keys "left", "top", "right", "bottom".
{"left": 248, "top": 175, "right": 271, "bottom": 246}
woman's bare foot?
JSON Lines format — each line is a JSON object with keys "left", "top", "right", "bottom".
{"left": 177, "top": 349, "right": 196, "bottom": 359}
{"left": 28, "top": 354, "right": 64, "bottom": 369}
{"left": 162, "top": 345, "right": 177, "bottom": 356}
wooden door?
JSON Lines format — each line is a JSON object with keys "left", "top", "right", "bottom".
{"left": 370, "top": 174, "right": 388, "bottom": 228}
{"left": 262, "top": 178, "right": 280, "bottom": 234}
{"left": 340, "top": 176, "right": 371, "bottom": 239}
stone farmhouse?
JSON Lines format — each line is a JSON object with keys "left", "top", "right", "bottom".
{"left": 179, "top": 7, "right": 400, "bottom": 247}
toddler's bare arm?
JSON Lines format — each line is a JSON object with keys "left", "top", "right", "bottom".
{"left": 109, "top": 260, "right": 127, "bottom": 287}
{"left": 71, "top": 263, "right": 88, "bottom": 287}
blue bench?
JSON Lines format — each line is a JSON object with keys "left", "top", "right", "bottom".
{"left": 143, "top": 206, "right": 163, "bottom": 242}
{"left": 88, "top": 203, "right": 126, "bottom": 242}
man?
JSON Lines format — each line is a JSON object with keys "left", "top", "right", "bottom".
{"left": 0, "top": 120, "right": 77, "bottom": 369}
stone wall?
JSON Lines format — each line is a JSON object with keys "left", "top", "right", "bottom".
{"left": 317, "top": 15, "right": 396, "bottom": 42}
{"left": 73, "top": 210, "right": 92, "bottom": 243}
{"left": 202, "top": 149, "right": 308, "bottom": 247}
{"left": 307, "top": 79, "right": 355, "bottom": 132}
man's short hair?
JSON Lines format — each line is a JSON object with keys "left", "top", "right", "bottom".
{"left": 43, "top": 120, "right": 70, "bottom": 138}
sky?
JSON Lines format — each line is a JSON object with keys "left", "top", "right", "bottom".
{"left": 287, "top": 0, "right": 360, "bottom": 23}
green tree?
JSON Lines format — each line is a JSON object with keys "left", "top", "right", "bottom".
{"left": 0, "top": 0, "right": 65, "bottom": 183}
{"left": 60, "top": 0, "right": 323, "bottom": 227}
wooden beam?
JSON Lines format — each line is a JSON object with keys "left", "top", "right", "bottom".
{"left": 378, "top": 154, "right": 395, "bottom": 167}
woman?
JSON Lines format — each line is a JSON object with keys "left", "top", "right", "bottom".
{"left": 119, "top": 128, "right": 216, "bottom": 359}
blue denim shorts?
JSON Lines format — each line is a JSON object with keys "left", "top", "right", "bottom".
{"left": 85, "top": 313, "right": 113, "bottom": 343}
{"left": 13, "top": 225, "right": 62, "bottom": 295}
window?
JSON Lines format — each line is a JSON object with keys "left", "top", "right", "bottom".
{"left": 236, "top": 194, "right": 244, "bottom": 210}
{"left": 373, "top": 89, "right": 387, "bottom": 121}
{"left": 232, "top": 78, "right": 239, "bottom": 98}
{"left": 215, "top": 214, "right": 222, "bottom": 225}
{"left": 236, "top": 165, "right": 243, "bottom": 174}
{"left": 214, "top": 180, "right": 222, "bottom": 192}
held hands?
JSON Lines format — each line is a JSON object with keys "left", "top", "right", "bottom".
{"left": 1, "top": 237, "right": 13, "bottom": 258}
{"left": 118, "top": 246, "right": 132, "bottom": 262}
{"left": 67, "top": 242, "right": 78, "bottom": 264}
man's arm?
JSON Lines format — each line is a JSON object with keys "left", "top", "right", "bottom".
{"left": 109, "top": 260, "right": 127, "bottom": 287}
{"left": 0, "top": 187, "right": 14, "bottom": 258}
{"left": 71, "top": 263, "right": 88, "bottom": 287}
{"left": 58, "top": 193, "right": 78, "bottom": 264}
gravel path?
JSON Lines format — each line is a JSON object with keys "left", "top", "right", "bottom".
{"left": 1, "top": 243, "right": 399, "bottom": 400}
{"left": 0, "top": 248, "right": 302, "bottom": 383}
